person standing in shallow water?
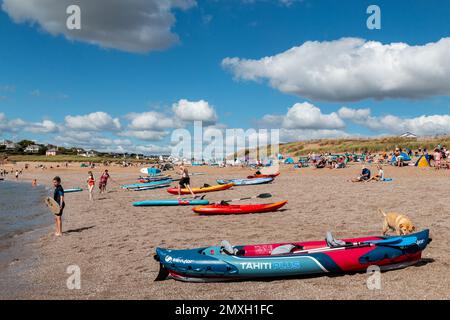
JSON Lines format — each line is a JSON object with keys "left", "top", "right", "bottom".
{"left": 53, "top": 176, "right": 65, "bottom": 236}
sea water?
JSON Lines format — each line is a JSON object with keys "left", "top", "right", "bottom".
{"left": 0, "top": 180, "right": 52, "bottom": 266}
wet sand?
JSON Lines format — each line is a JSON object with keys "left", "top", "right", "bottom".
{"left": 1, "top": 162, "right": 449, "bottom": 299}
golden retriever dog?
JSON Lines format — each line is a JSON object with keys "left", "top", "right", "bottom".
{"left": 378, "top": 209, "right": 416, "bottom": 235}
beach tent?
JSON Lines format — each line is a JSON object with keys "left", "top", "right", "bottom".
{"left": 391, "top": 152, "right": 411, "bottom": 164}
{"left": 284, "top": 157, "right": 294, "bottom": 164}
{"left": 415, "top": 155, "right": 431, "bottom": 167}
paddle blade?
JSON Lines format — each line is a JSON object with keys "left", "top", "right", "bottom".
{"left": 258, "top": 193, "right": 272, "bottom": 199}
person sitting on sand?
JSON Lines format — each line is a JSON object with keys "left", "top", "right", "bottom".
{"left": 350, "top": 166, "right": 371, "bottom": 182}
{"left": 177, "top": 164, "right": 196, "bottom": 199}
{"left": 366, "top": 164, "right": 384, "bottom": 182}
{"left": 53, "top": 176, "right": 65, "bottom": 236}
{"left": 87, "top": 171, "right": 95, "bottom": 200}
{"left": 99, "top": 169, "right": 110, "bottom": 194}
{"left": 393, "top": 148, "right": 405, "bottom": 167}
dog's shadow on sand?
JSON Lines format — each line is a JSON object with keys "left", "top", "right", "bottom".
{"left": 64, "top": 225, "right": 95, "bottom": 234}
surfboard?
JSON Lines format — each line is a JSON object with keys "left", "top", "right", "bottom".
{"left": 65, "top": 188, "right": 83, "bottom": 193}
{"left": 140, "top": 167, "right": 161, "bottom": 175}
{"left": 44, "top": 196, "right": 61, "bottom": 215}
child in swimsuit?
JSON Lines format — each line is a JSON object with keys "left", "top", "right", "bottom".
{"left": 87, "top": 171, "right": 95, "bottom": 200}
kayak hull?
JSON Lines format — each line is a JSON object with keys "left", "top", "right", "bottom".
{"left": 122, "top": 179, "right": 172, "bottom": 189}
{"left": 133, "top": 199, "right": 210, "bottom": 206}
{"left": 216, "top": 177, "right": 273, "bottom": 186}
{"left": 247, "top": 173, "right": 280, "bottom": 179}
{"left": 154, "top": 229, "right": 430, "bottom": 282}
{"left": 167, "top": 183, "right": 233, "bottom": 195}
{"left": 140, "top": 167, "right": 162, "bottom": 175}
{"left": 193, "top": 200, "right": 287, "bottom": 215}
{"left": 64, "top": 188, "right": 83, "bottom": 193}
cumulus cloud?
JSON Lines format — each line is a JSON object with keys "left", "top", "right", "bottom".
{"left": 64, "top": 112, "right": 121, "bottom": 131}
{"left": 135, "top": 144, "right": 171, "bottom": 154}
{"left": 26, "top": 119, "right": 58, "bottom": 134}
{"left": 126, "top": 111, "right": 176, "bottom": 130}
{"left": 2, "top": 0, "right": 196, "bottom": 53}
{"left": 339, "top": 107, "right": 450, "bottom": 136}
{"left": 0, "top": 113, "right": 58, "bottom": 134}
{"left": 172, "top": 99, "right": 217, "bottom": 123}
{"left": 260, "top": 102, "right": 345, "bottom": 130}
{"left": 222, "top": 37, "right": 450, "bottom": 102}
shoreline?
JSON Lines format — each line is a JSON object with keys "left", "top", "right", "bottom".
{"left": 0, "top": 162, "right": 449, "bottom": 299}
{"left": 0, "top": 179, "right": 54, "bottom": 299}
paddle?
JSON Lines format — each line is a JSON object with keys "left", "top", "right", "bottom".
{"left": 219, "top": 193, "right": 272, "bottom": 204}
{"left": 290, "top": 236, "right": 418, "bottom": 255}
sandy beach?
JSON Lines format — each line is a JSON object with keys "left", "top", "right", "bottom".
{"left": 0, "top": 162, "right": 449, "bottom": 300}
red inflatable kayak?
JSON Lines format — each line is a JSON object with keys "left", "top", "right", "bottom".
{"left": 193, "top": 200, "right": 287, "bottom": 215}
{"left": 247, "top": 173, "right": 280, "bottom": 179}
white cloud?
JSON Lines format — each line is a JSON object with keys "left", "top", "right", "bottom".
{"left": 222, "top": 37, "right": 450, "bottom": 102}
{"left": 260, "top": 102, "right": 345, "bottom": 130}
{"left": 126, "top": 111, "right": 176, "bottom": 130}
{"left": 172, "top": 99, "right": 217, "bottom": 123}
{"left": 135, "top": 144, "right": 171, "bottom": 154}
{"left": 64, "top": 112, "right": 121, "bottom": 131}
{"left": 26, "top": 119, "right": 58, "bottom": 134}
{"left": 2, "top": 0, "right": 196, "bottom": 53}
{"left": 339, "top": 107, "right": 450, "bottom": 136}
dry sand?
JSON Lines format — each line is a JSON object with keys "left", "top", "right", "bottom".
{"left": 1, "top": 162, "right": 449, "bottom": 299}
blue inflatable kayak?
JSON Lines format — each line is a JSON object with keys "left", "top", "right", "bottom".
{"left": 154, "top": 229, "right": 431, "bottom": 282}
{"left": 216, "top": 177, "right": 273, "bottom": 186}
{"left": 122, "top": 179, "right": 172, "bottom": 189}
{"left": 65, "top": 188, "right": 83, "bottom": 193}
{"left": 133, "top": 199, "right": 210, "bottom": 206}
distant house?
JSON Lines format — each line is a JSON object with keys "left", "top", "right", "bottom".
{"left": 1, "top": 140, "right": 18, "bottom": 150}
{"left": 46, "top": 148, "right": 58, "bottom": 156}
{"left": 24, "top": 144, "right": 41, "bottom": 153}
{"left": 80, "top": 150, "right": 97, "bottom": 157}
{"left": 400, "top": 132, "right": 418, "bottom": 138}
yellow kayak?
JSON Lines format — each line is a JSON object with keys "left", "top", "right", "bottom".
{"left": 167, "top": 183, "right": 233, "bottom": 195}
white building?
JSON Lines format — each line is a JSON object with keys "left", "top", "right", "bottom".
{"left": 46, "top": 148, "right": 58, "bottom": 156}
{"left": 400, "top": 132, "right": 417, "bottom": 138}
{"left": 24, "top": 145, "right": 41, "bottom": 153}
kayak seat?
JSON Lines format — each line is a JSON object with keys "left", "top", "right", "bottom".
{"left": 271, "top": 244, "right": 303, "bottom": 255}
{"left": 325, "top": 231, "right": 346, "bottom": 247}
{"left": 220, "top": 240, "right": 238, "bottom": 255}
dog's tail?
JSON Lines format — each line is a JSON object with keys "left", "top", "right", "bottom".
{"left": 377, "top": 208, "right": 386, "bottom": 217}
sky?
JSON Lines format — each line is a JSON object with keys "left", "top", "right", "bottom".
{"left": 0, "top": 0, "right": 449, "bottom": 155}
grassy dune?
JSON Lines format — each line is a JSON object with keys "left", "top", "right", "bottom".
{"left": 240, "top": 136, "right": 450, "bottom": 158}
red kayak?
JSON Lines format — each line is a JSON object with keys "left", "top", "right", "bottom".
{"left": 193, "top": 200, "right": 287, "bottom": 215}
{"left": 247, "top": 173, "right": 280, "bottom": 179}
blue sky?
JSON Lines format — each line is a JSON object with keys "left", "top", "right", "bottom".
{"left": 0, "top": 0, "right": 449, "bottom": 154}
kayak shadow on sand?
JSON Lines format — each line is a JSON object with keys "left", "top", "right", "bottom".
{"left": 183, "top": 258, "right": 436, "bottom": 284}
{"left": 64, "top": 225, "right": 95, "bottom": 234}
